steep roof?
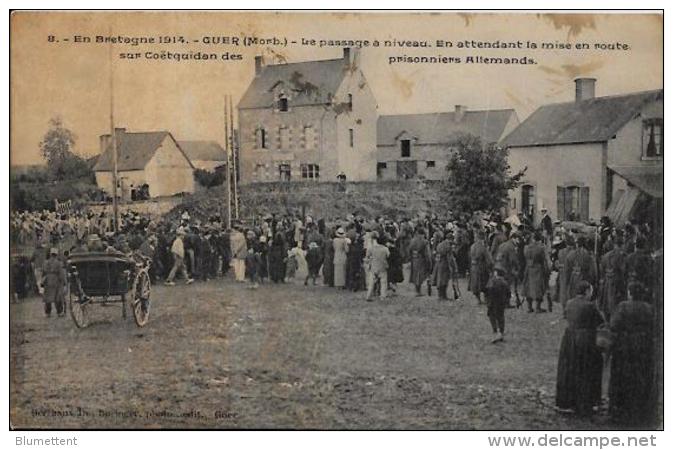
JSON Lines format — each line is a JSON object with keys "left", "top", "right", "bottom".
{"left": 501, "top": 89, "right": 663, "bottom": 148}
{"left": 94, "top": 131, "right": 192, "bottom": 172}
{"left": 178, "top": 140, "right": 227, "bottom": 162}
{"left": 377, "top": 109, "right": 517, "bottom": 146}
{"left": 238, "top": 58, "right": 349, "bottom": 109}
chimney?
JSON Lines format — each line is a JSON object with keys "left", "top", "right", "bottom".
{"left": 343, "top": 47, "right": 360, "bottom": 68}
{"left": 454, "top": 105, "right": 468, "bottom": 122}
{"left": 574, "top": 78, "right": 596, "bottom": 103}
{"left": 99, "top": 128, "right": 126, "bottom": 154}
{"left": 254, "top": 55, "right": 264, "bottom": 75}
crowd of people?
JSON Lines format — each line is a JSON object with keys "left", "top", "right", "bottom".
{"left": 9, "top": 204, "right": 660, "bottom": 425}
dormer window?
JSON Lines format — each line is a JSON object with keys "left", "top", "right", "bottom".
{"left": 278, "top": 95, "right": 288, "bottom": 112}
{"left": 643, "top": 118, "right": 663, "bottom": 159}
{"left": 400, "top": 139, "right": 411, "bottom": 158}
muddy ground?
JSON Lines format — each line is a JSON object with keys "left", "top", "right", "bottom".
{"left": 10, "top": 271, "right": 615, "bottom": 430}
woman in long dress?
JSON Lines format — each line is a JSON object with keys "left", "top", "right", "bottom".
{"left": 269, "top": 232, "right": 287, "bottom": 283}
{"left": 322, "top": 229, "right": 335, "bottom": 287}
{"left": 555, "top": 280, "right": 605, "bottom": 415}
{"left": 332, "top": 228, "right": 349, "bottom": 288}
{"left": 609, "top": 281, "right": 655, "bottom": 426}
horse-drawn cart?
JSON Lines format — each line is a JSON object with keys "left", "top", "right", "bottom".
{"left": 67, "top": 251, "right": 151, "bottom": 328}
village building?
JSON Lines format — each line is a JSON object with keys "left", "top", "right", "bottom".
{"left": 376, "top": 106, "right": 519, "bottom": 180}
{"left": 178, "top": 140, "right": 227, "bottom": 172}
{"left": 94, "top": 128, "right": 195, "bottom": 200}
{"left": 502, "top": 79, "right": 662, "bottom": 226}
{"left": 237, "top": 48, "right": 378, "bottom": 183}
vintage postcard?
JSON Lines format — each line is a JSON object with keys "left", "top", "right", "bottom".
{"left": 9, "top": 11, "right": 663, "bottom": 431}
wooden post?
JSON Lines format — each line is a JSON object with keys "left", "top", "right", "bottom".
{"left": 229, "top": 95, "right": 239, "bottom": 219}
{"left": 109, "top": 32, "right": 119, "bottom": 232}
{"left": 224, "top": 96, "right": 231, "bottom": 229}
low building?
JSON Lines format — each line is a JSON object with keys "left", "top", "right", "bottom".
{"left": 237, "top": 48, "right": 378, "bottom": 183}
{"left": 502, "top": 78, "right": 663, "bottom": 225}
{"left": 376, "top": 106, "right": 519, "bottom": 180}
{"left": 94, "top": 128, "right": 195, "bottom": 200}
{"left": 178, "top": 140, "right": 227, "bottom": 172}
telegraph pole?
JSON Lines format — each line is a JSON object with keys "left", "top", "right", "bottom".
{"left": 228, "top": 95, "right": 239, "bottom": 219}
{"left": 224, "top": 95, "right": 232, "bottom": 229}
{"left": 109, "top": 31, "right": 119, "bottom": 232}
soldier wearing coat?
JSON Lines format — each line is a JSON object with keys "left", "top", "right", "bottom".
{"left": 494, "top": 232, "right": 521, "bottom": 307}
{"left": 433, "top": 235, "right": 459, "bottom": 300}
{"left": 42, "top": 247, "right": 65, "bottom": 317}
{"left": 469, "top": 231, "right": 493, "bottom": 304}
{"left": 598, "top": 234, "right": 627, "bottom": 321}
{"left": 523, "top": 232, "right": 551, "bottom": 313}
{"left": 624, "top": 237, "right": 653, "bottom": 298}
{"left": 555, "top": 235, "right": 574, "bottom": 311}
{"left": 564, "top": 236, "right": 598, "bottom": 302}
{"left": 408, "top": 227, "right": 432, "bottom": 296}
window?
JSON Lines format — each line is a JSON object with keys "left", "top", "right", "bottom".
{"left": 347, "top": 93, "right": 353, "bottom": 111}
{"left": 278, "top": 95, "right": 288, "bottom": 112}
{"left": 256, "top": 127, "right": 267, "bottom": 149}
{"left": 303, "top": 126, "right": 315, "bottom": 150}
{"left": 400, "top": 139, "right": 411, "bottom": 157}
{"left": 349, "top": 128, "right": 354, "bottom": 148}
{"left": 521, "top": 184, "right": 536, "bottom": 222}
{"left": 279, "top": 163, "right": 291, "bottom": 181}
{"left": 301, "top": 164, "right": 320, "bottom": 180}
{"left": 426, "top": 160, "right": 436, "bottom": 168}
{"left": 557, "top": 185, "right": 589, "bottom": 222}
{"left": 643, "top": 118, "right": 663, "bottom": 158}
{"left": 376, "top": 162, "right": 387, "bottom": 179}
{"left": 279, "top": 126, "right": 290, "bottom": 150}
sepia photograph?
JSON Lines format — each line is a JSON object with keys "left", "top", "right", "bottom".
{"left": 8, "top": 10, "right": 663, "bottom": 432}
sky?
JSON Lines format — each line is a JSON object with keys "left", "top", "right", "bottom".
{"left": 10, "top": 11, "right": 663, "bottom": 166}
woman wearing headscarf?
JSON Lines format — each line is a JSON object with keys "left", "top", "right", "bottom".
{"left": 555, "top": 280, "right": 605, "bottom": 416}
{"left": 608, "top": 281, "right": 655, "bottom": 426}
{"left": 332, "top": 227, "right": 350, "bottom": 288}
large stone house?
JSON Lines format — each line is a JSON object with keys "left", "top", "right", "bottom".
{"left": 94, "top": 128, "right": 195, "bottom": 200}
{"left": 376, "top": 106, "right": 519, "bottom": 180}
{"left": 237, "top": 48, "right": 378, "bottom": 183}
{"left": 501, "top": 78, "right": 663, "bottom": 225}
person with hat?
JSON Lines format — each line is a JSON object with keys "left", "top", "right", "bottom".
{"left": 42, "top": 247, "right": 65, "bottom": 317}
{"left": 494, "top": 231, "right": 521, "bottom": 308}
{"left": 485, "top": 266, "right": 510, "bottom": 342}
{"left": 565, "top": 235, "right": 597, "bottom": 301}
{"left": 304, "top": 241, "right": 324, "bottom": 286}
{"left": 540, "top": 206, "right": 553, "bottom": 242}
{"left": 469, "top": 231, "right": 493, "bottom": 304}
{"left": 332, "top": 227, "right": 350, "bottom": 288}
{"left": 408, "top": 226, "right": 432, "bottom": 297}
{"left": 523, "top": 232, "right": 551, "bottom": 313}
{"left": 229, "top": 223, "right": 248, "bottom": 283}
{"left": 598, "top": 234, "right": 627, "bottom": 322}
{"left": 555, "top": 280, "right": 604, "bottom": 416}
{"left": 165, "top": 227, "right": 193, "bottom": 286}
{"left": 365, "top": 231, "right": 390, "bottom": 301}
{"left": 433, "top": 232, "right": 459, "bottom": 301}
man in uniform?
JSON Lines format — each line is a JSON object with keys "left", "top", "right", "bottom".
{"left": 523, "top": 232, "right": 551, "bottom": 313}
{"left": 625, "top": 236, "right": 653, "bottom": 298}
{"left": 598, "top": 234, "right": 627, "bottom": 321}
{"left": 42, "top": 247, "right": 65, "bottom": 317}
{"left": 408, "top": 227, "right": 432, "bottom": 297}
{"left": 495, "top": 232, "right": 521, "bottom": 307}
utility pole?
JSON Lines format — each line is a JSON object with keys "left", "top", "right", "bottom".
{"left": 109, "top": 32, "right": 119, "bottom": 232}
{"left": 228, "top": 95, "right": 239, "bottom": 219}
{"left": 224, "top": 95, "right": 231, "bottom": 229}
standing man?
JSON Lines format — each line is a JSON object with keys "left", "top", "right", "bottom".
{"left": 565, "top": 236, "right": 597, "bottom": 301}
{"left": 624, "top": 237, "right": 653, "bottom": 298}
{"left": 540, "top": 207, "right": 553, "bottom": 245}
{"left": 523, "top": 232, "right": 551, "bottom": 313}
{"left": 42, "top": 247, "right": 65, "bottom": 317}
{"left": 495, "top": 232, "right": 521, "bottom": 308}
{"left": 469, "top": 231, "right": 493, "bottom": 304}
{"left": 598, "top": 234, "right": 627, "bottom": 321}
{"left": 409, "top": 227, "right": 432, "bottom": 297}
{"left": 165, "top": 228, "right": 193, "bottom": 286}
{"left": 365, "top": 232, "right": 390, "bottom": 301}
{"left": 485, "top": 266, "right": 510, "bottom": 343}
{"left": 230, "top": 222, "right": 248, "bottom": 283}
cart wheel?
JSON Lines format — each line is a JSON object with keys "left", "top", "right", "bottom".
{"left": 69, "top": 291, "right": 89, "bottom": 328}
{"left": 132, "top": 270, "right": 151, "bottom": 327}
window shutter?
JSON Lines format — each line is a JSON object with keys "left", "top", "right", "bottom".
{"left": 580, "top": 186, "right": 590, "bottom": 222}
{"left": 255, "top": 128, "right": 261, "bottom": 149}
{"left": 557, "top": 186, "right": 565, "bottom": 221}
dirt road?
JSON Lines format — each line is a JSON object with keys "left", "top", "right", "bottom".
{"left": 10, "top": 275, "right": 611, "bottom": 429}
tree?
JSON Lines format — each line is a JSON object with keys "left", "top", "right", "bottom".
{"left": 442, "top": 133, "right": 526, "bottom": 215}
{"left": 39, "top": 116, "right": 79, "bottom": 180}
{"left": 194, "top": 167, "right": 226, "bottom": 189}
